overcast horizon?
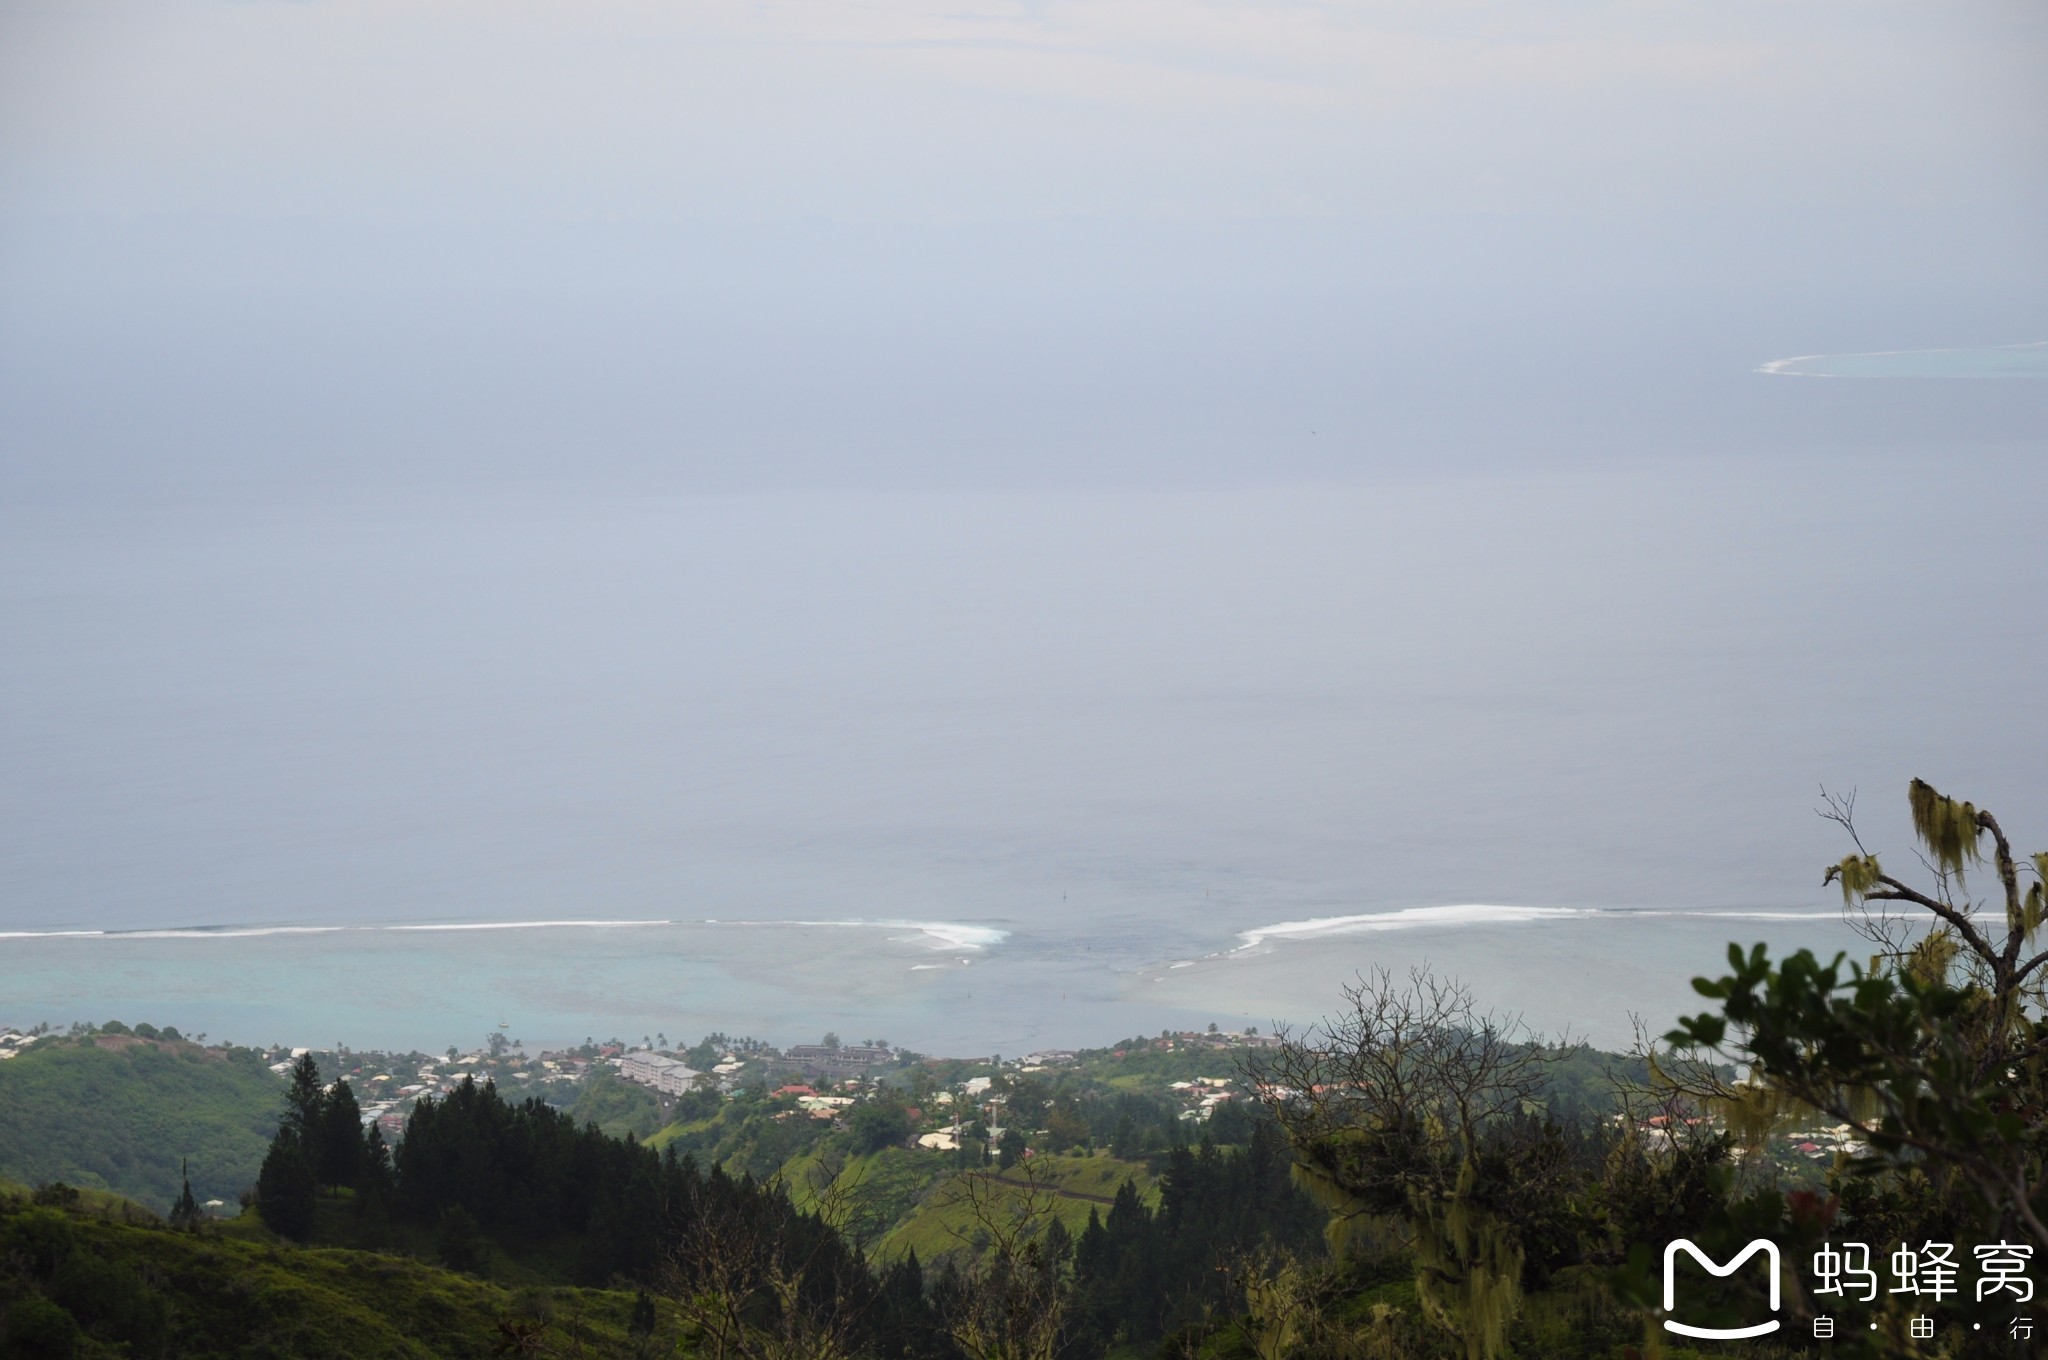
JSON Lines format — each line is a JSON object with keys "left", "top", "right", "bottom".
{"left": 4, "top": 1, "right": 2044, "bottom": 506}
{"left": 3, "top": 2, "right": 2044, "bottom": 1047}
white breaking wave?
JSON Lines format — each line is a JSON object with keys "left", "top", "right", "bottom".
{"left": 1758, "top": 351, "right": 1842, "bottom": 376}
{"left": 893, "top": 921, "right": 1009, "bottom": 951}
{"left": 763, "top": 919, "right": 1010, "bottom": 951}
{"left": 1629, "top": 910, "right": 1842, "bottom": 921}
{"left": 1231, "top": 904, "right": 1868, "bottom": 953}
{"left": 1234, "top": 905, "right": 1587, "bottom": 951}
{"left": 0, "top": 925, "right": 354, "bottom": 940}
{"left": 1759, "top": 339, "right": 2048, "bottom": 377}
{"left": 1, "top": 917, "right": 1010, "bottom": 950}
{"left": 0, "top": 920, "right": 669, "bottom": 939}
{"left": 387, "top": 919, "right": 674, "bottom": 932}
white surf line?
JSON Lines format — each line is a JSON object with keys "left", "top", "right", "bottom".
{"left": 1632, "top": 907, "right": 1965, "bottom": 923}
{"left": 1138, "top": 905, "right": 1590, "bottom": 972}
{"left": 1233, "top": 904, "right": 1588, "bottom": 952}
{"left": 385, "top": 919, "right": 673, "bottom": 932}
{"left": 1628, "top": 909, "right": 1840, "bottom": 920}
{"left": 1758, "top": 339, "right": 2048, "bottom": 376}
{"left": 699, "top": 918, "right": 1011, "bottom": 951}
{"left": 2, "top": 919, "right": 676, "bottom": 939}
{"left": 3, "top": 917, "right": 1015, "bottom": 946}
{"left": 1146, "top": 902, "right": 1869, "bottom": 976}
{"left": 0, "top": 925, "right": 355, "bottom": 940}
{"left": 1758, "top": 352, "right": 1828, "bottom": 376}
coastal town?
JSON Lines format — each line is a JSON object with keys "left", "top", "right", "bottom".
{"left": 225, "top": 1024, "right": 1285, "bottom": 1156}
{"left": 1, "top": 1014, "right": 1856, "bottom": 1194}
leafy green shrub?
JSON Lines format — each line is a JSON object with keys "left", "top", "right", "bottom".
{"left": 0, "top": 1295, "right": 83, "bottom": 1359}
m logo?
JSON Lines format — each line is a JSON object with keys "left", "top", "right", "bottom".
{"left": 1663, "top": 1238, "right": 1782, "bottom": 1339}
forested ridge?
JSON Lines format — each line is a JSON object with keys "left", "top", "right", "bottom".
{"left": 0, "top": 1030, "right": 280, "bottom": 1211}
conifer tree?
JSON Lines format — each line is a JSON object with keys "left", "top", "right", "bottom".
{"left": 359, "top": 1122, "right": 392, "bottom": 1195}
{"left": 318, "top": 1080, "right": 364, "bottom": 1192}
{"left": 437, "top": 1203, "right": 490, "bottom": 1275}
{"left": 282, "top": 1052, "right": 327, "bottom": 1172}
{"left": 256, "top": 1135, "right": 317, "bottom": 1241}
{"left": 169, "top": 1158, "right": 202, "bottom": 1230}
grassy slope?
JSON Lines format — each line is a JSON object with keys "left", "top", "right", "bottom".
{"left": 0, "top": 1175, "right": 160, "bottom": 1220}
{"left": 874, "top": 1151, "right": 1158, "bottom": 1265}
{"left": 0, "top": 1185, "right": 668, "bottom": 1358}
{"left": 0, "top": 1037, "right": 281, "bottom": 1210}
{"left": 1090, "top": 1047, "right": 1246, "bottom": 1091}
{"left": 644, "top": 1099, "right": 832, "bottom": 1181}
{"left": 213, "top": 1191, "right": 594, "bottom": 1291}
{"left": 780, "top": 1146, "right": 954, "bottom": 1250}
{"left": 766, "top": 1141, "right": 1161, "bottom": 1267}
{"left": 568, "top": 1065, "right": 666, "bottom": 1140}
{"left": 642, "top": 1111, "right": 720, "bottom": 1153}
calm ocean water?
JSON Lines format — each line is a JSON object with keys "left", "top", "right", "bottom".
{"left": 4, "top": 449, "right": 2043, "bottom": 1054}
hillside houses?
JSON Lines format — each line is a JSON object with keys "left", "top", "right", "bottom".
{"left": 784, "top": 1043, "right": 892, "bottom": 1083}
{"left": 0, "top": 1031, "right": 44, "bottom": 1060}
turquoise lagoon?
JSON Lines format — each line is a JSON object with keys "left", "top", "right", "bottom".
{"left": 1, "top": 907, "right": 1879, "bottom": 1057}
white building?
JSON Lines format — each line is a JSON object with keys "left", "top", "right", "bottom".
{"left": 618, "top": 1051, "right": 703, "bottom": 1095}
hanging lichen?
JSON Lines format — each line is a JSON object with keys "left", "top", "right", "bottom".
{"left": 1407, "top": 1160, "right": 1523, "bottom": 1360}
{"left": 1240, "top": 1257, "right": 1309, "bottom": 1360}
{"left": 1714, "top": 1078, "right": 1804, "bottom": 1148}
{"left": 1289, "top": 1152, "right": 1404, "bottom": 1260}
{"left": 1907, "top": 928, "right": 1961, "bottom": 987}
{"left": 1291, "top": 1156, "right": 1369, "bottom": 1256}
{"left": 1908, "top": 778, "right": 1983, "bottom": 880}
{"left": 1653, "top": 1016, "right": 1880, "bottom": 1139}
{"left": 1359, "top": 1303, "right": 1407, "bottom": 1360}
{"left": 1824, "top": 853, "right": 1884, "bottom": 905}
{"left": 2022, "top": 853, "right": 2048, "bottom": 939}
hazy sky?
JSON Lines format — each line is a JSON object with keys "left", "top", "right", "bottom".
{"left": 2, "top": 1, "right": 2043, "bottom": 498}
{"left": 2, "top": 3, "right": 2044, "bottom": 1040}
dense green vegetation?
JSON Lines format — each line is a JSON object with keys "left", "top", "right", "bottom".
{"left": 569, "top": 1064, "right": 672, "bottom": 1141}
{"left": 0, "top": 1033, "right": 281, "bottom": 1212}
{"left": 646, "top": 1087, "right": 838, "bottom": 1181}
{"left": 865, "top": 1152, "right": 1159, "bottom": 1262}
{"left": 1066, "top": 1125, "right": 1329, "bottom": 1352}
{"left": 0, "top": 1181, "right": 665, "bottom": 1357}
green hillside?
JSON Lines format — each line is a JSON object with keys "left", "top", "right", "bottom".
{"left": 871, "top": 1152, "right": 1158, "bottom": 1264}
{"left": 0, "top": 1177, "right": 156, "bottom": 1222}
{"left": 0, "top": 1035, "right": 282, "bottom": 1211}
{"left": 0, "top": 1184, "right": 663, "bottom": 1358}
{"left": 779, "top": 1144, "right": 954, "bottom": 1250}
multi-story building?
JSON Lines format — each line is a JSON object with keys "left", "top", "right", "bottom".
{"left": 617, "top": 1051, "right": 703, "bottom": 1095}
